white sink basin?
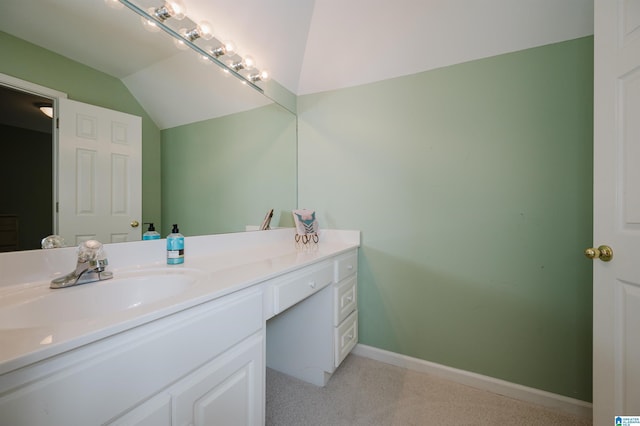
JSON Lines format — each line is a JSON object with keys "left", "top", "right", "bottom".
{"left": 0, "top": 268, "right": 203, "bottom": 329}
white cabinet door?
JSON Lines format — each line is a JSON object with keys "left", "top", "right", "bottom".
{"left": 593, "top": 0, "right": 640, "bottom": 423}
{"left": 107, "top": 334, "right": 264, "bottom": 426}
{"left": 58, "top": 98, "right": 142, "bottom": 245}
{"left": 172, "top": 333, "right": 264, "bottom": 426}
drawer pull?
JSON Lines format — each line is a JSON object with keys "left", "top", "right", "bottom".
{"left": 308, "top": 281, "right": 316, "bottom": 289}
{"left": 347, "top": 264, "right": 353, "bottom": 270}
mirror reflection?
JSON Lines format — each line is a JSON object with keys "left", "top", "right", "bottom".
{"left": 0, "top": 0, "right": 297, "bottom": 252}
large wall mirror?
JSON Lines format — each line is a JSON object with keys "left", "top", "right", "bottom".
{"left": 0, "top": 0, "right": 298, "bottom": 252}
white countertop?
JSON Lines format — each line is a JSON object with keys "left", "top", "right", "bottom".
{"left": 0, "top": 229, "right": 359, "bottom": 376}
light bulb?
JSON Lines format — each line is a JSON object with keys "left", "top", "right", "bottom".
{"left": 229, "top": 55, "right": 256, "bottom": 71}
{"left": 166, "top": 0, "right": 186, "bottom": 20}
{"left": 211, "top": 40, "right": 236, "bottom": 57}
{"left": 242, "top": 55, "right": 255, "bottom": 70}
{"left": 222, "top": 41, "right": 236, "bottom": 56}
{"left": 197, "top": 21, "right": 214, "bottom": 40}
{"left": 250, "top": 70, "right": 270, "bottom": 82}
{"left": 153, "top": 0, "right": 186, "bottom": 21}
{"left": 182, "top": 21, "right": 214, "bottom": 42}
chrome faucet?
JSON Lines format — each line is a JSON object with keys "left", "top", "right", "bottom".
{"left": 50, "top": 240, "right": 114, "bottom": 289}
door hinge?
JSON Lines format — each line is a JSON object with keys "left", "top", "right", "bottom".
{"left": 56, "top": 202, "right": 59, "bottom": 213}
{"left": 56, "top": 117, "right": 59, "bottom": 129}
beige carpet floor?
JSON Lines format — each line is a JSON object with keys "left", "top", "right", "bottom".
{"left": 266, "top": 354, "right": 591, "bottom": 426}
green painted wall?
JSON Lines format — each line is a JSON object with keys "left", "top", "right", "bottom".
{"left": 298, "top": 37, "right": 594, "bottom": 401}
{"left": 0, "top": 31, "right": 162, "bottom": 229}
{"left": 161, "top": 103, "right": 297, "bottom": 236}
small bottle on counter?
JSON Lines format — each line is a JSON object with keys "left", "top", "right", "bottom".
{"left": 142, "top": 223, "right": 161, "bottom": 240}
{"left": 166, "top": 224, "right": 184, "bottom": 265}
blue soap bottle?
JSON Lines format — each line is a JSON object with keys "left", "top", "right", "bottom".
{"left": 142, "top": 223, "right": 161, "bottom": 240}
{"left": 166, "top": 224, "right": 184, "bottom": 265}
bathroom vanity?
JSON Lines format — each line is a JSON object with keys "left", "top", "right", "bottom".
{"left": 0, "top": 228, "right": 359, "bottom": 425}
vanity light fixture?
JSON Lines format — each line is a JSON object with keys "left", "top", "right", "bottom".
{"left": 117, "top": 0, "right": 269, "bottom": 91}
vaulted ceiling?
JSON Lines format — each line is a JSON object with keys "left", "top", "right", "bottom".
{"left": 1, "top": 0, "right": 593, "bottom": 127}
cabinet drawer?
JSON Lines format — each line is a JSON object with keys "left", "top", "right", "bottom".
{"left": 271, "top": 261, "right": 333, "bottom": 315}
{"left": 334, "top": 250, "right": 358, "bottom": 282}
{"left": 334, "top": 275, "right": 357, "bottom": 326}
{"left": 335, "top": 310, "right": 358, "bottom": 367}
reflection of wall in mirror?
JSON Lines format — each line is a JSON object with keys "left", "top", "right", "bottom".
{"left": 161, "top": 103, "right": 297, "bottom": 236}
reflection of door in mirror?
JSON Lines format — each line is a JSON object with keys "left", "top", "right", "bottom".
{"left": 58, "top": 98, "right": 142, "bottom": 246}
{"left": 0, "top": 84, "right": 54, "bottom": 251}
{"left": 0, "top": 78, "right": 142, "bottom": 251}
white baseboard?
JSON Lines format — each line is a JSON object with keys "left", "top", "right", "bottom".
{"left": 351, "top": 344, "right": 592, "bottom": 420}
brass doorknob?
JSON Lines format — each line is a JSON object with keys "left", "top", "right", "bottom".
{"left": 131, "top": 220, "right": 140, "bottom": 228}
{"left": 584, "top": 245, "right": 613, "bottom": 262}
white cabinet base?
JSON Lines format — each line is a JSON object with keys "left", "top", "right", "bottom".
{"left": 0, "top": 288, "right": 263, "bottom": 426}
{"left": 266, "top": 248, "right": 359, "bottom": 387}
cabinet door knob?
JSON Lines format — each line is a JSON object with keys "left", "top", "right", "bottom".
{"left": 308, "top": 281, "right": 316, "bottom": 289}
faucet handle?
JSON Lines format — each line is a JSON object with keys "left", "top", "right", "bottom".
{"left": 41, "top": 235, "right": 66, "bottom": 249}
{"left": 78, "top": 240, "right": 107, "bottom": 262}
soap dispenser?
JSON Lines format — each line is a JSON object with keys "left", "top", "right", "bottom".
{"left": 166, "top": 224, "right": 185, "bottom": 265}
{"left": 142, "top": 223, "right": 161, "bottom": 240}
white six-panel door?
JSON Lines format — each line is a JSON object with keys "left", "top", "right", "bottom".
{"left": 57, "top": 98, "right": 142, "bottom": 245}
{"left": 593, "top": 0, "right": 640, "bottom": 423}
